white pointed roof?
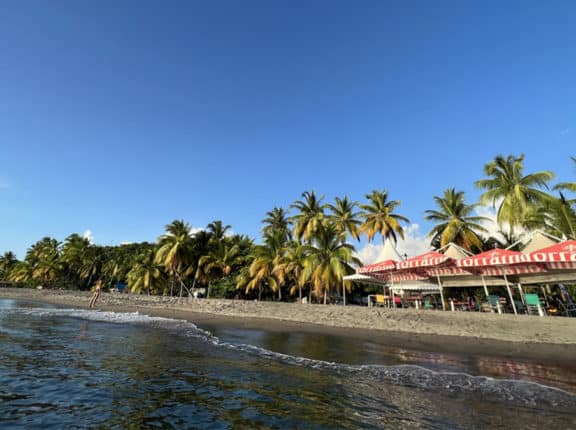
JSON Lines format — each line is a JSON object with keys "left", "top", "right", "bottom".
{"left": 520, "top": 230, "right": 561, "bottom": 254}
{"left": 376, "top": 239, "right": 403, "bottom": 262}
{"left": 442, "top": 243, "right": 471, "bottom": 259}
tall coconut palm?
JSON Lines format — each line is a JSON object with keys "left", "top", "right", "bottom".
{"left": 274, "top": 241, "right": 308, "bottom": 302}
{"left": 31, "top": 245, "right": 63, "bottom": 289}
{"left": 359, "top": 190, "right": 409, "bottom": 244}
{"left": 196, "top": 241, "right": 242, "bottom": 299}
{"left": 475, "top": 154, "right": 554, "bottom": 234}
{"left": 290, "top": 191, "right": 328, "bottom": 242}
{"left": 207, "top": 220, "right": 231, "bottom": 243}
{"left": 553, "top": 156, "right": 576, "bottom": 194}
{"left": 328, "top": 196, "right": 360, "bottom": 242}
{"left": 0, "top": 251, "right": 18, "bottom": 280}
{"left": 155, "top": 220, "right": 194, "bottom": 297}
{"left": 425, "top": 188, "right": 489, "bottom": 252}
{"left": 61, "top": 233, "right": 91, "bottom": 287}
{"left": 238, "top": 231, "right": 284, "bottom": 300}
{"left": 8, "top": 261, "right": 31, "bottom": 284}
{"left": 262, "top": 207, "right": 292, "bottom": 242}
{"left": 26, "top": 237, "right": 60, "bottom": 267}
{"left": 24, "top": 237, "right": 62, "bottom": 288}
{"left": 127, "top": 249, "right": 165, "bottom": 295}
{"left": 302, "top": 224, "right": 361, "bottom": 304}
{"left": 540, "top": 192, "right": 576, "bottom": 239}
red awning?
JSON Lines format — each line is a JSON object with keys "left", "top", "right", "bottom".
{"left": 527, "top": 240, "right": 576, "bottom": 269}
{"left": 397, "top": 251, "right": 452, "bottom": 269}
{"left": 456, "top": 249, "right": 532, "bottom": 268}
{"left": 357, "top": 259, "right": 397, "bottom": 274}
{"left": 426, "top": 266, "right": 470, "bottom": 277}
{"left": 389, "top": 272, "right": 429, "bottom": 282}
{"left": 456, "top": 248, "right": 546, "bottom": 275}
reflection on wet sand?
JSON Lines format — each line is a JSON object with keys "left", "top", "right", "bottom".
{"left": 206, "top": 325, "right": 576, "bottom": 393}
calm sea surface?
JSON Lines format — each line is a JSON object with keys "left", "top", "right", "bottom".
{"left": 1, "top": 299, "right": 575, "bottom": 429}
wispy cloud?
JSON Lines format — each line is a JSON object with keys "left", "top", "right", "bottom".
{"left": 560, "top": 127, "right": 571, "bottom": 137}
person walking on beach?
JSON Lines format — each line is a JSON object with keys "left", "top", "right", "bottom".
{"left": 89, "top": 279, "right": 103, "bottom": 308}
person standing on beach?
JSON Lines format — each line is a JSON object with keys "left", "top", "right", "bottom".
{"left": 89, "top": 279, "right": 103, "bottom": 308}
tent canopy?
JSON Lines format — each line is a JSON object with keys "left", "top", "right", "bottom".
{"left": 526, "top": 240, "right": 576, "bottom": 269}
{"left": 397, "top": 250, "right": 452, "bottom": 269}
{"left": 389, "top": 281, "right": 440, "bottom": 292}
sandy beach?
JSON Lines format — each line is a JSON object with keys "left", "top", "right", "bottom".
{"left": 2, "top": 287, "right": 576, "bottom": 361}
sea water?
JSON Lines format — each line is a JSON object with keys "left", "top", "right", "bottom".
{"left": 1, "top": 299, "right": 575, "bottom": 429}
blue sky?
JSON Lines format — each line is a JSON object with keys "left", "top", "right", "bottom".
{"left": 1, "top": 1, "right": 575, "bottom": 259}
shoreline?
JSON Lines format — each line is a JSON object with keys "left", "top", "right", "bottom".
{"left": 2, "top": 288, "right": 576, "bottom": 361}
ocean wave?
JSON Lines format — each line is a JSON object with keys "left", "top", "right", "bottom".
{"left": 5, "top": 304, "right": 576, "bottom": 412}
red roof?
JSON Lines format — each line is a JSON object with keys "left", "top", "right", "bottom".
{"left": 527, "top": 240, "right": 576, "bottom": 263}
{"left": 357, "top": 259, "right": 397, "bottom": 274}
{"left": 397, "top": 251, "right": 452, "bottom": 269}
{"left": 456, "top": 248, "right": 531, "bottom": 268}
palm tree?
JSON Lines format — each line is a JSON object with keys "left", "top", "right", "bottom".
{"left": 539, "top": 192, "right": 576, "bottom": 239}
{"left": 262, "top": 207, "right": 292, "bottom": 242}
{"left": 359, "top": 190, "right": 409, "bottom": 244}
{"left": 553, "top": 156, "right": 576, "bottom": 193}
{"left": 302, "top": 224, "right": 361, "bottom": 304}
{"left": 207, "top": 220, "right": 231, "bottom": 243}
{"left": 31, "top": 243, "right": 63, "bottom": 289}
{"left": 475, "top": 154, "right": 554, "bottom": 234}
{"left": 24, "top": 237, "right": 62, "bottom": 288}
{"left": 155, "top": 220, "right": 194, "bottom": 297}
{"left": 196, "top": 241, "right": 242, "bottom": 298}
{"left": 425, "top": 188, "right": 488, "bottom": 252}
{"left": 127, "top": 249, "right": 165, "bottom": 295}
{"left": 8, "top": 261, "right": 31, "bottom": 284}
{"left": 61, "top": 233, "right": 91, "bottom": 287}
{"left": 238, "top": 231, "right": 284, "bottom": 301}
{"left": 290, "top": 191, "right": 328, "bottom": 242}
{"left": 328, "top": 196, "right": 360, "bottom": 242}
{"left": 274, "top": 241, "right": 308, "bottom": 303}
{"left": 0, "top": 251, "right": 18, "bottom": 280}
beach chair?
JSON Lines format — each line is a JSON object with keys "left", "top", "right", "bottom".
{"left": 374, "top": 294, "right": 386, "bottom": 307}
{"left": 423, "top": 297, "right": 435, "bottom": 310}
{"left": 525, "top": 294, "right": 545, "bottom": 316}
{"left": 488, "top": 295, "right": 502, "bottom": 314}
{"left": 514, "top": 300, "right": 527, "bottom": 315}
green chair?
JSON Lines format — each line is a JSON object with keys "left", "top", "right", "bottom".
{"left": 525, "top": 293, "right": 544, "bottom": 316}
{"left": 488, "top": 295, "right": 502, "bottom": 313}
{"left": 514, "top": 300, "right": 526, "bottom": 314}
{"left": 424, "top": 297, "right": 435, "bottom": 310}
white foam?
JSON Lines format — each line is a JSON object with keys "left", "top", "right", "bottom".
{"left": 6, "top": 303, "right": 576, "bottom": 410}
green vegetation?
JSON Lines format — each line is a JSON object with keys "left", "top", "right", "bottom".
{"left": 1, "top": 154, "right": 575, "bottom": 302}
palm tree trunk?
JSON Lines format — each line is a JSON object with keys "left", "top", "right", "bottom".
{"left": 299, "top": 285, "right": 302, "bottom": 303}
{"left": 323, "top": 288, "right": 327, "bottom": 305}
{"left": 278, "top": 285, "right": 282, "bottom": 301}
{"left": 207, "top": 281, "right": 211, "bottom": 299}
{"left": 258, "top": 285, "right": 262, "bottom": 301}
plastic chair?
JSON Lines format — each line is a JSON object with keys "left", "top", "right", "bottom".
{"left": 488, "top": 295, "right": 502, "bottom": 313}
{"left": 525, "top": 293, "right": 545, "bottom": 316}
{"left": 514, "top": 300, "right": 526, "bottom": 314}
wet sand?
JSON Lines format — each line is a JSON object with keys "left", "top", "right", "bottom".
{"left": 2, "top": 288, "right": 576, "bottom": 361}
